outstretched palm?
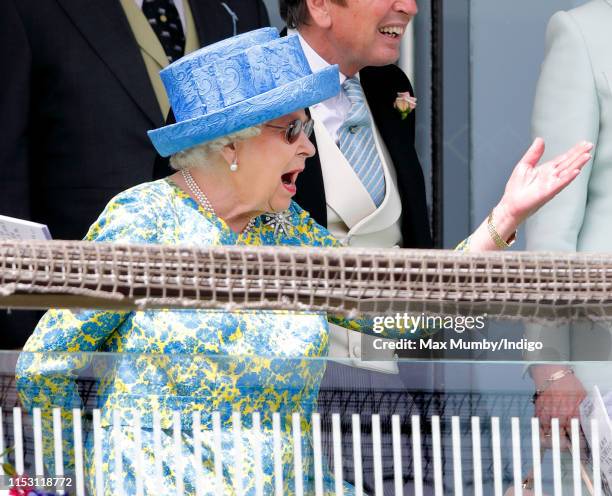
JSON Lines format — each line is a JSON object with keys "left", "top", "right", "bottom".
{"left": 501, "top": 138, "right": 592, "bottom": 225}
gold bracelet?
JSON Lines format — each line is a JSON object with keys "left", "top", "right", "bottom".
{"left": 487, "top": 210, "right": 517, "bottom": 249}
{"left": 545, "top": 367, "right": 574, "bottom": 386}
{"left": 534, "top": 367, "right": 574, "bottom": 397}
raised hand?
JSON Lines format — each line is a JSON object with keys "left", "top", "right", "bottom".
{"left": 499, "top": 138, "right": 593, "bottom": 226}
{"left": 467, "top": 138, "right": 593, "bottom": 252}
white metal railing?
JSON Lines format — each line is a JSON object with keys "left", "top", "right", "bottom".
{"left": 0, "top": 406, "right": 605, "bottom": 495}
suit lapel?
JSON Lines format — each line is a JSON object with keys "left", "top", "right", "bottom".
{"left": 312, "top": 104, "right": 403, "bottom": 236}
{"left": 311, "top": 115, "right": 377, "bottom": 229}
{"left": 55, "top": 0, "right": 163, "bottom": 127}
{"left": 361, "top": 66, "right": 433, "bottom": 248}
{"left": 350, "top": 115, "right": 403, "bottom": 234}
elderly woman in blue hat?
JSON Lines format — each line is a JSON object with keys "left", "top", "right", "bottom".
{"left": 16, "top": 27, "right": 591, "bottom": 495}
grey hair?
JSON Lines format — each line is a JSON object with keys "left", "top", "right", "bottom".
{"left": 169, "top": 126, "right": 262, "bottom": 171}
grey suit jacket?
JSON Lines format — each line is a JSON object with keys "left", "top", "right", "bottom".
{"left": 525, "top": 0, "right": 612, "bottom": 363}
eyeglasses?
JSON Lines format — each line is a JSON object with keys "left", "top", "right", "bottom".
{"left": 265, "top": 118, "right": 315, "bottom": 144}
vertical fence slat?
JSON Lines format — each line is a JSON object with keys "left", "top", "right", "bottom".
{"left": 72, "top": 408, "right": 86, "bottom": 496}
{"left": 491, "top": 416, "right": 503, "bottom": 496}
{"left": 591, "top": 418, "right": 602, "bottom": 496}
{"left": 531, "top": 417, "right": 543, "bottom": 496}
{"left": 313, "top": 413, "right": 325, "bottom": 496}
{"left": 571, "top": 418, "right": 582, "bottom": 496}
{"left": 173, "top": 411, "right": 185, "bottom": 496}
{"left": 472, "top": 417, "right": 483, "bottom": 496}
{"left": 212, "top": 411, "right": 223, "bottom": 495}
{"left": 252, "top": 412, "right": 264, "bottom": 496}
{"left": 273, "top": 412, "right": 283, "bottom": 496}
{"left": 13, "top": 407, "right": 24, "bottom": 476}
{"left": 351, "top": 414, "right": 364, "bottom": 496}
{"left": 153, "top": 410, "right": 164, "bottom": 493}
{"left": 133, "top": 409, "right": 144, "bottom": 496}
{"left": 93, "top": 409, "right": 105, "bottom": 496}
{"left": 511, "top": 417, "right": 523, "bottom": 496}
{"left": 332, "top": 413, "right": 344, "bottom": 496}
{"left": 412, "top": 415, "right": 424, "bottom": 496}
{"left": 452, "top": 416, "right": 463, "bottom": 496}
{"left": 392, "top": 415, "right": 404, "bottom": 496}
{"left": 372, "top": 414, "right": 384, "bottom": 496}
{"left": 193, "top": 411, "right": 204, "bottom": 496}
{"left": 551, "top": 418, "right": 562, "bottom": 496}
{"left": 53, "top": 407, "right": 65, "bottom": 482}
{"left": 432, "top": 415, "right": 444, "bottom": 496}
{"left": 293, "top": 412, "right": 304, "bottom": 496}
{"left": 113, "top": 409, "right": 122, "bottom": 495}
{"left": 232, "top": 411, "right": 243, "bottom": 496}
{"left": 32, "top": 407, "right": 44, "bottom": 476}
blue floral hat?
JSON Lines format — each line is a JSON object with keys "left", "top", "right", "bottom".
{"left": 148, "top": 27, "right": 340, "bottom": 157}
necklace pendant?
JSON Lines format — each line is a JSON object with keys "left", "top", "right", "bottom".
{"left": 262, "top": 211, "right": 293, "bottom": 237}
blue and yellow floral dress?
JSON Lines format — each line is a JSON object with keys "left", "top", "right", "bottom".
{"left": 16, "top": 179, "right": 420, "bottom": 495}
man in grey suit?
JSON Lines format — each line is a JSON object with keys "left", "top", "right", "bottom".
{"left": 525, "top": 0, "right": 612, "bottom": 486}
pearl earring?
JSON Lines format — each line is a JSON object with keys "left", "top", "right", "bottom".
{"left": 230, "top": 154, "right": 238, "bottom": 172}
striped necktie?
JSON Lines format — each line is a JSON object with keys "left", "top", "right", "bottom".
{"left": 142, "top": 0, "right": 185, "bottom": 63}
{"left": 338, "top": 77, "right": 386, "bottom": 207}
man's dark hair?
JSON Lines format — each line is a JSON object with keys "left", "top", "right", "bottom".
{"left": 279, "top": 0, "right": 310, "bottom": 28}
{"left": 279, "top": 0, "right": 346, "bottom": 29}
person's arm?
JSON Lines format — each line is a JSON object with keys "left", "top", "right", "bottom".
{"left": 526, "top": 11, "right": 598, "bottom": 253}
{"left": 523, "top": 10, "right": 599, "bottom": 438}
{"left": 530, "top": 363, "right": 586, "bottom": 443}
{"left": 16, "top": 187, "right": 161, "bottom": 472}
{"left": 328, "top": 135, "right": 589, "bottom": 331}
{"left": 466, "top": 11, "right": 596, "bottom": 253}
{"left": 16, "top": 309, "right": 129, "bottom": 473}
{"left": 525, "top": 10, "right": 598, "bottom": 363}
{"left": 467, "top": 136, "right": 591, "bottom": 438}
{"left": 466, "top": 138, "right": 591, "bottom": 252}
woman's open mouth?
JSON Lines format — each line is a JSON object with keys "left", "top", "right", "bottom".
{"left": 281, "top": 169, "right": 302, "bottom": 195}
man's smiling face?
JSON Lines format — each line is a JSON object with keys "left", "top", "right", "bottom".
{"left": 327, "top": 0, "right": 418, "bottom": 73}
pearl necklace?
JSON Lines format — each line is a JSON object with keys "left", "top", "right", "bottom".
{"left": 181, "top": 169, "right": 256, "bottom": 234}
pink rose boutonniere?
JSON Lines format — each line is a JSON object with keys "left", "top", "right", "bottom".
{"left": 394, "top": 91, "right": 417, "bottom": 120}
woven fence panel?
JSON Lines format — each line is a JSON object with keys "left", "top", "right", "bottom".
{"left": 1, "top": 240, "right": 612, "bottom": 319}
